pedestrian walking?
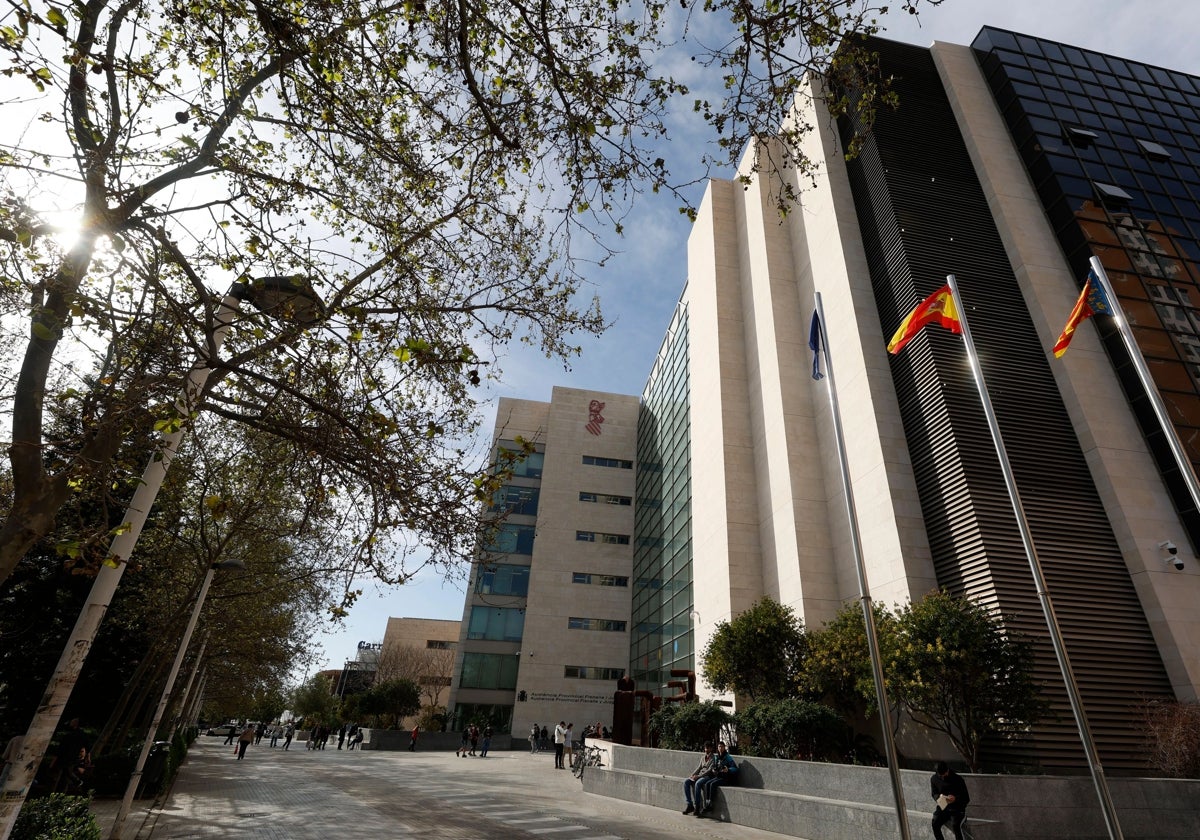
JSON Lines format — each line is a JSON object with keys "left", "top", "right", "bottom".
{"left": 409, "top": 724, "right": 419, "bottom": 752}
{"left": 338, "top": 723, "right": 347, "bottom": 750}
{"left": 529, "top": 723, "right": 539, "bottom": 753}
{"left": 283, "top": 724, "right": 294, "bottom": 751}
{"left": 480, "top": 726, "right": 492, "bottom": 757}
{"left": 236, "top": 723, "right": 255, "bottom": 760}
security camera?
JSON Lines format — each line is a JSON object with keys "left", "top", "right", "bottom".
{"left": 1159, "top": 541, "right": 1184, "bottom": 570}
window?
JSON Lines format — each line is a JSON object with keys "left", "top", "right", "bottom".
{"left": 468, "top": 607, "right": 525, "bottom": 641}
{"left": 490, "top": 485, "right": 540, "bottom": 516}
{"left": 497, "top": 441, "right": 544, "bottom": 478}
{"left": 485, "top": 523, "right": 535, "bottom": 555}
{"left": 573, "top": 572, "right": 629, "bottom": 587}
{"left": 582, "top": 455, "right": 633, "bottom": 469}
{"left": 426, "top": 640, "right": 455, "bottom": 650}
{"left": 460, "top": 652, "right": 520, "bottom": 689}
{"left": 564, "top": 665, "right": 626, "bottom": 680}
{"left": 567, "top": 617, "right": 628, "bottom": 632}
{"left": 576, "top": 531, "right": 630, "bottom": 545}
{"left": 475, "top": 563, "right": 531, "bottom": 596}
{"left": 579, "top": 491, "right": 632, "bottom": 506}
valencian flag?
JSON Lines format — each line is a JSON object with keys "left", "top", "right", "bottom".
{"left": 1052, "top": 269, "right": 1113, "bottom": 357}
{"left": 886, "top": 284, "right": 962, "bottom": 354}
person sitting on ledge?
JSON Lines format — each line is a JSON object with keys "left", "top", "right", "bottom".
{"left": 694, "top": 741, "right": 737, "bottom": 816}
{"left": 682, "top": 742, "right": 717, "bottom": 815}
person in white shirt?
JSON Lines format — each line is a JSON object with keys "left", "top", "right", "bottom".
{"left": 553, "top": 721, "right": 567, "bottom": 769}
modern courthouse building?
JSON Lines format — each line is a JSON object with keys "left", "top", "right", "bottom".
{"left": 449, "top": 26, "right": 1200, "bottom": 772}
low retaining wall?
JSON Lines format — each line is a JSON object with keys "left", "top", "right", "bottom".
{"left": 359, "top": 729, "right": 513, "bottom": 752}
{"left": 582, "top": 744, "right": 1200, "bottom": 840}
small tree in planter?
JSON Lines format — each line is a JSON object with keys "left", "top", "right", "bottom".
{"left": 735, "top": 698, "right": 844, "bottom": 760}
{"left": 649, "top": 701, "right": 732, "bottom": 752}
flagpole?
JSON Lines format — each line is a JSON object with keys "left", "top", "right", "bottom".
{"left": 813, "top": 293, "right": 911, "bottom": 840}
{"left": 1088, "top": 256, "right": 1200, "bottom": 516}
{"left": 944, "top": 275, "right": 1124, "bottom": 840}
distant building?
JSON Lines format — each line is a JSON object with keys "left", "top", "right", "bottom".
{"left": 445, "top": 387, "right": 639, "bottom": 734}
{"left": 379, "top": 617, "right": 459, "bottom": 724}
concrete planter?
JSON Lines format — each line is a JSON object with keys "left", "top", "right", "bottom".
{"left": 583, "top": 743, "right": 1200, "bottom": 840}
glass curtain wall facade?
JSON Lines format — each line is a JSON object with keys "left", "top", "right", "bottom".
{"left": 631, "top": 300, "right": 694, "bottom": 695}
{"left": 973, "top": 26, "right": 1200, "bottom": 546}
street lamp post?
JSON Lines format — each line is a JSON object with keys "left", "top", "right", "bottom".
{"left": 109, "top": 558, "right": 244, "bottom": 840}
{"left": 0, "top": 278, "right": 323, "bottom": 839}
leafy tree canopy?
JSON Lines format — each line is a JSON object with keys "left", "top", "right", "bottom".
{"left": 890, "top": 590, "right": 1048, "bottom": 771}
{"left": 0, "top": 0, "right": 943, "bottom": 597}
{"left": 700, "top": 596, "right": 809, "bottom": 702}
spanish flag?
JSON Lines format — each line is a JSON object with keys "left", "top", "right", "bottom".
{"left": 1052, "top": 270, "right": 1112, "bottom": 357}
{"left": 887, "top": 285, "right": 962, "bottom": 354}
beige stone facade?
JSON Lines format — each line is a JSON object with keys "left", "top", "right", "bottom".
{"left": 447, "top": 387, "right": 639, "bottom": 735}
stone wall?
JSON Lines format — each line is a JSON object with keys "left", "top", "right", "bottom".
{"left": 582, "top": 744, "right": 1200, "bottom": 840}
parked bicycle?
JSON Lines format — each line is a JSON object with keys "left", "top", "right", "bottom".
{"left": 571, "top": 743, "right": 604, "bottom": 780}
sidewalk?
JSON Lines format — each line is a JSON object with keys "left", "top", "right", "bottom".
{"left": 88, "top": 737, "right": 794, "bottom": 839}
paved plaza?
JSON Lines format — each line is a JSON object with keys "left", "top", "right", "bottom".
{"left": 91, "top": 737, "right": 793, "bottom": 839}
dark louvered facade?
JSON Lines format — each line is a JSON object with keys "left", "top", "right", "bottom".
{"left": 841, "top": 37, "right": 1175, "bottom": 770}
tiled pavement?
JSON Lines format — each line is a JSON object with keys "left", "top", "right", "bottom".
{"left": 91, "top": 738, "right": 794, "bottom": 839}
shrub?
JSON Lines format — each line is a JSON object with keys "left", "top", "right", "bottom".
{"left": 1139, "top": 699, "right": 1200, "bottom": 778}
{"left": 649, "top": 701, "right": 732, "bottom": 751}
{"left": 735, "top": 698, "right": 844, "bottom": 760}
{"left": 12, "top": 794, "right": 100, "bottom": 840}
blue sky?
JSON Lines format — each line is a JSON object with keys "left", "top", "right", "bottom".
{"left": 305, "top": 0, "right": 1200, "bottom": 677}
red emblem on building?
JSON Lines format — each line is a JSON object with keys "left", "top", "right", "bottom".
{"left": 586, "top": 400, "right": 606, "bottom": 436}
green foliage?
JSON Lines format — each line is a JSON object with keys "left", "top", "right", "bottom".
{"left": 804, "top": 602, "right": 899, "bottom": 718}
{"left": 11, "top": 794, "right": 100, "bottom": 840}
{"left": 734, "top": 698, "right": 844, "bottom": 761}
{"left": 701, "top": 597, "right": 809, "bottom": 702}
{"left": 890, "top": 591, "right": 1047, "bottom": 771}
{"left": 290, "top": 674, "right": 339, "bottom": 724}
{"left": 648, "top": 701, "right": 732, "bottom": 752}
{"left": 356, "top": 679, "right": 421, "bottom": 729}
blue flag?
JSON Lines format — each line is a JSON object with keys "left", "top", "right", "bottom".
{"left": 809, "top": 311, "right": 824, "bottom": 380}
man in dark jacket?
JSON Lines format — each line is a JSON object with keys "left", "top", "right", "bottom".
{"left": 930, "top": 761, "right": 970, "bottom": 840}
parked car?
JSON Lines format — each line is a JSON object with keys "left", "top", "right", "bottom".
{"left": 206, "top": 723, "right": 237, "bottom": 737}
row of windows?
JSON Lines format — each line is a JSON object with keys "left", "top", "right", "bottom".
{"left": 495, "top": 441, "right": 544, "bottom": 478}
{"left": 490, "top": 486, "right": 540, "bottom": 516}
{"left": 475, "top": 563, "right": 530, "bottom": 596}
{"left": 564, "top": 666, "right": 626, "bottom": 680}
{"left": 484, "top": 523, "right": 535, "bottom": 555}
{"left": 567, "top": 617, "right": 627, "bottom": 632}
{"left": 576, "top": 530, "right": 630, "bottom": 545}
{"left": 426, "top": 640, "right": 454, "bottom": 650}
{"left": 467, "top": 606, "right": 524, "bottom": 641}
{"left": 460, "top": 652, "right": 519, "bottom": 690}
{"left": 579, "top": 491, "right": 631, "bottom": 506}
{"left": 582, "top": 455, "right": 633, "bottom": 469}
{"left": 573, "top": 572, "right": 629, "bottom": 587}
